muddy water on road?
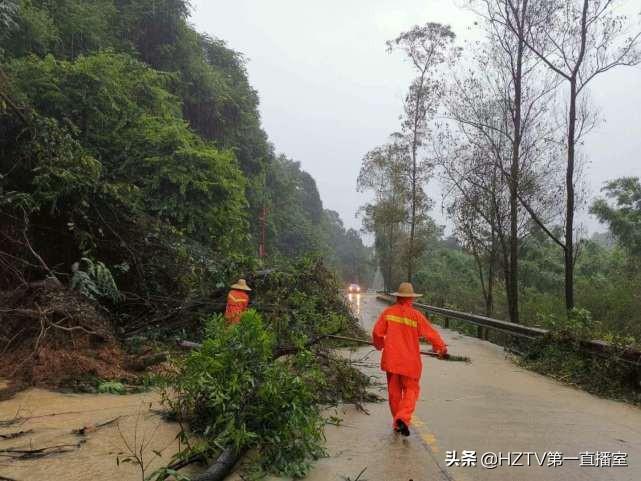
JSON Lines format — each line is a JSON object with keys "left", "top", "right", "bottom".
{"left": 0, "top": 387, "right": 198, "bottom": 481}
{"left": 5, "top": 294, "right": 640, "bottom": 481}
{"left": 294, "top": 293, "right": 450, "bottom": 481}
{"left": 341, "top": 294, "right": 641, "bottom": 481}
{"left": 251, "top": 293, "right": 641, "bottom": 481}
{"left": 0, "top": 296, "right": 394, "bottom": 481}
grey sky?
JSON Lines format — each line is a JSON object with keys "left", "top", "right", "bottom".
{"left": 190, "top": 0, "right": 641, "bottom": 235}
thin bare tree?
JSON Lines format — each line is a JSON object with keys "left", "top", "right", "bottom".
{"left": 443, "top": 0, "right": 562, "bottom": 321}
{"left": 504, "top": 0, "right": 641, "bottom": 311}
{"left": 387, "top": 23, "right": 460, "bottom": 282}
{"left": 437, "top": 131, "right": 507, "bottom": 316}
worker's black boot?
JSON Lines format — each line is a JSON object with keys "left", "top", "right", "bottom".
{"left": 395, "top": 419, "right": 410, "bottom": 436}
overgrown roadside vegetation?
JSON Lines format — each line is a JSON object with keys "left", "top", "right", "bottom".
{"left": 1, "top": 0, "right": 375, "bottom": 388}
{"left": 0, "top": 2, "right": 379, "bottom": 478}
{"left": 519, "top": 310, "right": 641, "bottom": 406}
{"left": 423, "top": 308, "right": 641, "bottom": 406}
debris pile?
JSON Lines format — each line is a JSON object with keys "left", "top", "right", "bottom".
{"left": 0, "top": 285, "right": 131, "bottom": 392}
{"left": 158, "top": 259, "right": 379, "bottom": 480}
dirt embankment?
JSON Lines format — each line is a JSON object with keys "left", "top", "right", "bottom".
{"left": 0, "top": 285, "right": 157, "bottom": 398}
{"left": 0, "top": 285, "right": 199, "bottom": 480}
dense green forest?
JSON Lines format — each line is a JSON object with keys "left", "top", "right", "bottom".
{"left": 0, "top": 0, "right": 374, "bottom": 302}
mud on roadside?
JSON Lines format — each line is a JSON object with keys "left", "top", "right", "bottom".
{"left": 0, "top": 384, "right": 199, "bottom": 481}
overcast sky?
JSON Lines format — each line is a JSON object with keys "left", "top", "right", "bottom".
{"left": 190, "top": 0, "right": 641, "bottom": 235}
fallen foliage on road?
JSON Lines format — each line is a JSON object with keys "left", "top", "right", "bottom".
{"left": 155, "top": 259, "right": 378, "bottom": 480}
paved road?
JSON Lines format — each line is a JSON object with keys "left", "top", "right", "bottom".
{"left": 291, "top": 293, "right": 641, "bottom": 481}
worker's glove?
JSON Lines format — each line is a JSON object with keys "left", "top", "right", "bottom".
{"left": 437, "top": 347, "right": 448, "bottom": 359}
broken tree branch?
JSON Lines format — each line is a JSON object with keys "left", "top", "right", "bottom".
{"left": 72, "top": 416, "right": 121, "bottom": 436}
{"left": 0, "top": 442, "right": 82, "bottom": 460}
{"left": 0, "top": 430, "right": 33, "bottom": 440}
{"left": 20, "top": 209, "right": 60, "bottom": 283}
{"left": 326, "top": 335, "right": 471, "bottom": 362}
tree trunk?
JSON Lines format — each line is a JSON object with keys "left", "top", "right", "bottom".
{"left": 408, "top": 73, "right": 426, "bottom": 283}
{"left": 561, "top": 0, "right": 590, "bottom": 314}
{"left": 501, "top": 243, "right": 512, "bottom": 318}
{"left": 508, "top": 180, "right": 519, "bottom": 323}
{"left": 507, "top": 32, "right": 524, "bottom": 324}
{"left": 388, "top": 223, "right": 395, "bottom": 290}
{"left": 191, "top": 445, "right": 241, "bottom": 481}
{"left": 565, "top": 77, "right": 577, "bottom": 312}
{"left": 408, "top": 129, "right": 419, "bottom": 283}
{"left": 487, "top": 228, "right": 496, "bottom": 316}
{"left": 487, "top": 265, "right": 494, "bottom": 316}
{"left": 494, "top": 207, "right": 511, "bottom": 321}
{"left": 472, "top": 248, "right": 488, "bottom": 312}
{"left": 408, "top": 176, "right": 416, "bottom": 282}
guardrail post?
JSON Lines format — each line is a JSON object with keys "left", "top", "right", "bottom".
{"left": 443, "top": 317, "right": 450, "bottom": 329}
{"left": 476, "top": 326, "right": 489, "bottom": 339}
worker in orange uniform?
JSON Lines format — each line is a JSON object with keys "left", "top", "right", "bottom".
{"left": 224, "top": 279, "right": 251, "bottom": 324}
{"left": 372, "top": 282, "right": 447, "bottom": 436}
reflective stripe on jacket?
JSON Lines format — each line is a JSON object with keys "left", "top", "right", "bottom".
{"left": 372, "top": 298, "right": 446, "bottom": 379}
{"left": 224, "top": 289, "right": 249, "bottom": 324}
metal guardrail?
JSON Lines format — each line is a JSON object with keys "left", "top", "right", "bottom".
{"left": 376, "top": 293, "right": 641, "bottom": 366}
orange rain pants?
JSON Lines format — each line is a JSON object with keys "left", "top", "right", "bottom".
{"left": 224, "top": 289, "right": 249, "bottom": 324}
{"left": 386, "top": 372, "right": 420, "bottom": 425}
{"left": 372, "top": 297, "right": 446, "bottom": 426}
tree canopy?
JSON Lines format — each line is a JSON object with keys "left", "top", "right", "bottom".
{"left": 591, "top": 177, "right": 641, "bottom": 258}
{"left": 0, "top": 0, "right": 372, "bottom": 297}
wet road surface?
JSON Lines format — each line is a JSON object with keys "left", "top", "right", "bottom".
{"left": 3, "top": 294, "right": 640, "bottom": 481}
{"left": 266, "top": 293, "right": 641, "bottom": 481}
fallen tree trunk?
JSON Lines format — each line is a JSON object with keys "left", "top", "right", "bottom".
{"left": 177, "top": 327, "right": 345, "bottom": 359}
{"left": 177, "top": 340, "right": 201, "bottom": 350}
{"left": 191, "top": 447, "right": 243, "bottom": 481}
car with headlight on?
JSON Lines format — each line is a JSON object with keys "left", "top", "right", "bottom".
{"left": 347, "top": 283, "right": 361, "bottom": 293}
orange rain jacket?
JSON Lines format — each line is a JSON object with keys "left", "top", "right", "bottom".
{"left": 224, "top": 289, "right": 249, "bottom": 324}
{"left": 372, "top": 298, "right": 447, "bottom": 379}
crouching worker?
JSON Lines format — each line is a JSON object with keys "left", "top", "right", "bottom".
{"left": 372, "top": 282, "right": 447, "bottom": 436}
{"left": 224, "top": 279, "right": 251, "bottom": 324}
